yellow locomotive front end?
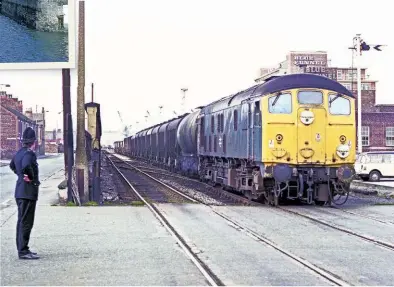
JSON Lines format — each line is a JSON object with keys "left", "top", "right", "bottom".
{"left": 259, "top": 83, "right": 356, "bottom": 205}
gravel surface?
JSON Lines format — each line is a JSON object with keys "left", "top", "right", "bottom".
{"left": 113, "top": 153, "right": 247, "bottom": 205}
{"left": 120, "top": 167, "right": 194, "bottom": 204}
{"left": 147, "top": 171, "right": 250, "bottom": 206}
{"left": 100, "top": 153, "right": 140, "bottom": 204}
{"left": 156, "top": 177, "right": 226, "bottom": 205}
{"left": 346, "top": 192, "right": 394, "bottom": 206}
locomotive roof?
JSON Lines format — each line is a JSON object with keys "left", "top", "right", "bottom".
{"left": 255, "top": 73, "right": 354, "bottom": 98}
{"left": 201, "top": 73, "right": 354, "bottom": 114}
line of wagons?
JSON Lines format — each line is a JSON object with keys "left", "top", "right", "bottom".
{"left": 114, "top": 109, "right": 201, "bottom": 176}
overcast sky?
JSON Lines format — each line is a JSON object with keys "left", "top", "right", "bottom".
{"left": 0, "top": 0, "right": 392, "bottom": 146}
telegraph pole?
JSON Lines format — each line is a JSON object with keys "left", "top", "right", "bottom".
{"left": 62, "top": 69, "right": 71, "bottom": 175}
{"left": 75, "top": 0, "right": 88, "bottom": 204}
{"left": 355, "top": 34, "right": 362, "bottom": 154}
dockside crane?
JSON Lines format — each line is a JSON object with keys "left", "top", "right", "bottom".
{"left": 117, "top": 111, "right": 132, "bottom": 138}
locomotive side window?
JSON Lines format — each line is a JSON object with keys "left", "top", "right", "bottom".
{"left": 221, "top": 113, "right": 224, "bottom": 132}
{"left": 254, "top": 101, "right": 261, "bottom": 127}
{"left": 298, "top": 91, "right": 323, "bottom": 105}
{"left": 328, "top": 94, "right": 351, "bottom": 115}
{"left": 234, "top": 110, "right": 238, "bottom": 131}
{"left": 200, "top": 116, "right": 205, "bottom": 147}
{"left": 268, "top": 93, "right": 292, "bottom": 114}
{"left": 248, "top": 103, "right": 252, "bottom": 128}
{"left": 217, "top": 114, "right": 220, "bottom": 133}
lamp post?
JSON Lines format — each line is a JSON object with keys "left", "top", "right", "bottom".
{"left": 181, "top": 88, "right": 188, "bottom": 114}
{"left": 42, "top": 108, "right": 49, "bottom": 155}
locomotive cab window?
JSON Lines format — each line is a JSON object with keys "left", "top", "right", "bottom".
{"left": 298, "top": 91, "right": 323, "bottom": 105}
{"left": 328, "top": 93, "right": 351, "bottom": 115}
{"left": 268, "top": 93, "right": 292, "bottom": 114}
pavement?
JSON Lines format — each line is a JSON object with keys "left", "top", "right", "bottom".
{"left": 0, "top": 156, "right": 210, "bottom": 286}
{"left": 1, "top": 154, "right": 394, "bottom": 285}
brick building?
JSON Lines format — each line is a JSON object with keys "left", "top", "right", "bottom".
{"left": 24, "top": 107, "right": 46, "bottom": 155}
{"left": 255, "top": 51, "right": 394, "bottom": 152}
{"left": 44, "top": 128, "right": 64, "bottom": 153}
{"left": 0, "top": 92, "right": 39, "bottom": 159}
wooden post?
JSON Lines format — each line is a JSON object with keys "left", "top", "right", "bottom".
{"left": 75, "top": 0, "right": 88, "bottom": 204}
{"left": 62, "top": 68, "right": 71, "bottom": 176}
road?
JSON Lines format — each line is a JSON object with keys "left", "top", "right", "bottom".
{"left": 0, "top": 154, "right": 64, "bottom": 204}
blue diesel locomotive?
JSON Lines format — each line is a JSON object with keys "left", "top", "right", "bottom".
{"left": 119, "top": 74, "right": 356, "bottom": 206}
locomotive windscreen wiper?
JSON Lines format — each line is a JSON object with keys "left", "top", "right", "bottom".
{"left": 272, "top": 92, "right": 281, "bottom": 106}
{"left": 329, "top": 94, "right": 343, "bottom": 106}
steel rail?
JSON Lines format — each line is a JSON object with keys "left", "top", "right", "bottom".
{"left": 105, "top": 153, "right": 221, "bottom": 286}
{"left": 110, "top": 153, "right": 352, "bottom": 286}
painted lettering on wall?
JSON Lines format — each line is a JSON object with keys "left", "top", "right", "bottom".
{"left": 291, "top": 53, "right": 337, "bottom": 81}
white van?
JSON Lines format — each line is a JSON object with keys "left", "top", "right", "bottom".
{"left": 355, "top": 151, "right": 394, "bottom": 182}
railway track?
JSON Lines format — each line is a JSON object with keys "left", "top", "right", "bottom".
{"left": 107, "top": 154, "right": 196, "bottom": 204}
{"left": 114, "top": 153, "right": 394, "bottom": 252}
{"left": 278, "top": 206, "right": 394, "bottom": 251}
{"left": 330, "top": 206, "right": 394, "bottom": 226}
{"left": 106, "top": 152, "right": 356, "bottom": 286}
{"left": 104, "top": 153, "right": 221, "bottom": 286}
{"left": 113, "top": 153, "right": 258, "bottom": 206}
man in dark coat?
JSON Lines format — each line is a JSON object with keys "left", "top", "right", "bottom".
{"left": 9, "top": 127, "right": 41, "bottom": 260}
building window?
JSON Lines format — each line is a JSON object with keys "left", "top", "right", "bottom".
{"left": 346, "top": 71, "right": 357, "bottom": 81}
{"left": 361, "top": 126, "right": 369, "bottom": 146}
{"left": 386, "top": 127, "right": 394, "bottom": 146}
{"left": 337, "top": 70, "right": 343, "bottom": 80}
{"left": 361, "top": 83, "right": 371, "bottom": 90}
{"left": 342, "top": 83, "right": 351, "bottom": 90}
{"left": 211, "top": 116, "right": 214, "bottom": 133}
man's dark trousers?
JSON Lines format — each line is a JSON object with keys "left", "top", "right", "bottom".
{"left": 16, "top": 198, "right": 37, "bottom": 256}
{"left": 10, "top": 145, "right": 40, "bottom": 258}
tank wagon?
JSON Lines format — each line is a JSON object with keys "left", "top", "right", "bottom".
{"left": 113, "top": 140, "right": 124, "bottom": 154}
{"left": 117, "top": 74, "right": 357, "bottom": 206}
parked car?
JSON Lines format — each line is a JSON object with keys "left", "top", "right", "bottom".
{"left": 355, "top": 151, "right": 394, "bottom": 182}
